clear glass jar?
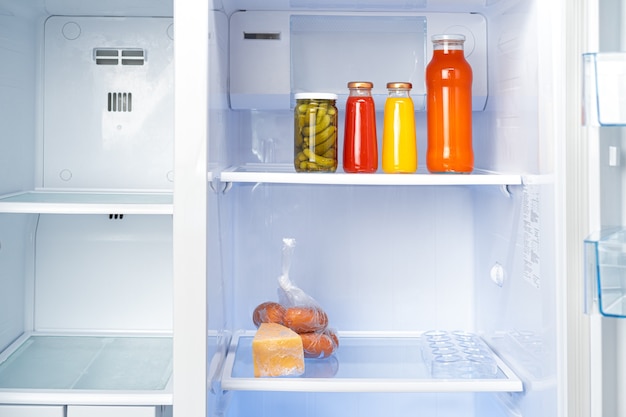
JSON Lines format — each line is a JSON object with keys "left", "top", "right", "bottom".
{"left": 382, "top": 82, "right": 417, "bottom": 173}
{"left": 426, "top": 34, "right": 474, "bottom": 173}
{"left": 343, "top": 81, "right": 378, "bottom": 173}
{"left": 294, "top": 93, "right": 338, "bottom": 172}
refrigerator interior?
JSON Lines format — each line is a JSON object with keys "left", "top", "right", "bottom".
{"left": 0, "top": 0, "right": 174, "bottom": 414}
{"left": 206, "top": 0, "right": 563, "bottom": 416}
{"left": 0, "top": 0, "right": 566, "bottom": 415}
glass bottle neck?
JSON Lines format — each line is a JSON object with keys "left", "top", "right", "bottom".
{"left": 349, "top": 88, "right": 373, "bottom": 97}
{"left": 387, "top": 89, "right": 410, "bottom": 98}
{"left": 433, "top": 40, "right": 465, "bottom": 52}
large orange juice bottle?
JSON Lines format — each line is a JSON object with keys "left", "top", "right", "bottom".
{"left": 426, "top": 34, "right": 474, "bottom": 173}
{"left": 382, "top": 82, "right": 417, "bottom": 173}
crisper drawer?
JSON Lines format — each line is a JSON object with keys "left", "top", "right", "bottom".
{"left": 0, "top": 406, "right": 169, "bottom": 417}
{"left": 68, "top": 405, "right": 169, "bottom": 417}
{"left": 585, "top": 228, "right": 626, "bottom": 317}
{"left": 0, "top": 405, "right": 64, "bottom": 417}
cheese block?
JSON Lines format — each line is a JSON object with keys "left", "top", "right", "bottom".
{"left": 252, "top": 322, "right": 305, "bottom": 377}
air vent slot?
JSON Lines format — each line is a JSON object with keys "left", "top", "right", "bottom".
{"left": 94, "top": 48, "right": 145, "bottom": 65}
{"left": 108, "top": 92, "right": 133, "bottom": 112}
{"left": 244, "top": 32, "right": 281, "bottom": 40}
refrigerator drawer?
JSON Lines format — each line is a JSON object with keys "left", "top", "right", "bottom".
{"left": 67, "top": 406, "right": 168, "bottom": 417}
{"left": 585, "top": 228, "right": 626, "bottom": 317}
{"left": 0, "top": 406, "right": 64, "bottom": 417}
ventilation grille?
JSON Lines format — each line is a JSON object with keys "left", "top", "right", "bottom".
{"left": 95, "top": 48, "right": 145, "bottom": 66}
{"left": 108, "top": 92, "right": 133, "bottom": 112}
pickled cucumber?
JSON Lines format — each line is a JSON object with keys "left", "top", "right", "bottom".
{"left": 294, "top": 97, "right": 337, "bottom": 172}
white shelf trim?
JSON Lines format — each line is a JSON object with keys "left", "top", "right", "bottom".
{"left": 0, "top": 190, "right": 173, "bottom": 214}
{"left": 219, "top": 164, "right": 523, "bottom": 186}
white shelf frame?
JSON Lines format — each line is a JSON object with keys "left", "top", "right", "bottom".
{"left": 219, "top": 164, "right": 523, "bottom": 186}
{"left": 0, "top": 190, "right": 173, "bottom": 215}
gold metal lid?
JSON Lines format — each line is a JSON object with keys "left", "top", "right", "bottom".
{"left": 386, "top": 82, "right": 412, "bottom": 89}
{"left": 347, "top": 81, "right": 374, "bottom": 89}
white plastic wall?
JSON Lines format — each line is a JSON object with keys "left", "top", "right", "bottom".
{"left": 0, "top": 3, "right": 39, "bottom": 353}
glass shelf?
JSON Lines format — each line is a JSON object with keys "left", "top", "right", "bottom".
{"left": 0, "top": 333, "right": 173, "bottom": 405}
{"left": 585, "top": 228, "right": 626, "bottom": 318}
{"left": 220, "top": 331, "right": 523, "bottom": 393}
{"left": 219, "top": 164, "right": 523, "bottom": 186}
{"left": 0, "top": 190, "right": 173, "bottom": 215}
{"left": 583, "top": 52, "right": 626, "bottom": 126}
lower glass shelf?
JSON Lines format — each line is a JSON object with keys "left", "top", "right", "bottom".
{"left": 0, "top": 333, "right": 173, "bottom": 405}
{"left": 220, "top": 331, "right": 523, "bottom": 393}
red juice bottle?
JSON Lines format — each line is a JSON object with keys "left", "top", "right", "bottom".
{"left": 343, "top": 81, "right": 378, "bottom": 173}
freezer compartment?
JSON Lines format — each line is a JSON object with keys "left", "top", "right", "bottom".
{"left": 221, "top": 331, "right": 522, "bottom": 393}
{"left": 0, "top": 334, "right": 172, "bottom": 405}
{"left": 582, "top": 52, "right": 626, "bottom": 126}
{"left": 230, "top": 11, "right": 487, "bottom": 111}
{"left": 585, "top": 228, "right": 626, "bottom": 318}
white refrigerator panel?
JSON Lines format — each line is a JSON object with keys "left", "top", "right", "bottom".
{"left": 227, "top": 185, "right": 475, "bottom": 332}
{"left": 43, "top": 17, "right": 174, "bottom": 191}
{"left": 34, "top": 214, "right": 172, "bottom": 332}
{"left": 230, "top": 11, "right": 487, "bottom": 111}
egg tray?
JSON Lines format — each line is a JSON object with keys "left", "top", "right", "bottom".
{"left": 419, "top": 330, "right": 498, "bottom": 379}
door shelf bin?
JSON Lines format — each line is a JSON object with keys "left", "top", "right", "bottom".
{"left": 585, "top": 228, "right": 626, "bottom": 318}
{"left": 220, "top": 331, "right": 523, "bottom": 393}
{"left": 583, "top": 52, "right": 626, "bottom": 126}
{"left": 0, "top": 334, "right": 173, "bottom": 406}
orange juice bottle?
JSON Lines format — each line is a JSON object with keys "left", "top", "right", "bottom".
{"left": 382, "top": 82, "right": 417, "bottom": 173}
{"left": 426, "top": 34, "right": 474, "bottom": 173}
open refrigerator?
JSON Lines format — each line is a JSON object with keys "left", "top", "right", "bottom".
{"left": 0, "top": 0, "right": 611, "bottom": 416}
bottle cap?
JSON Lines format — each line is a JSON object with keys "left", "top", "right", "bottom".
{"left": 347, "top": 81, "right": 374, "bottom": 89}
{"left": 294, "top": 92, "right": 338, "bottom": 100}
{"left": 431, "top": 34, "right": 466, "bottom": 43}
{"left": 386, "top": 82, "right": 412, "bottom": 90}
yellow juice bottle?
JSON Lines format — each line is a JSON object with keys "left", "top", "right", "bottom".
{"left": 382, "top": 82, "right": 417, "bottom": 173}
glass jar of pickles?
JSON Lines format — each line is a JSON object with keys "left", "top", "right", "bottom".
{"left": 294, "top": 93, "right": 338, "bottom": 172}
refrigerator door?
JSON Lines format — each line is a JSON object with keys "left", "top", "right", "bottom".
{"left": 578, "top": 1, "right": 626, "bottom": 417}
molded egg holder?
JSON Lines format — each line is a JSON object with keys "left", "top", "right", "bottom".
{"left": 419, "top": 330, "right": 498, "bottom": 379}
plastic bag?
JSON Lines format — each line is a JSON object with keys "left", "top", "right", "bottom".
{"left": 251, "top": 238, "right": 339, "bottom": 359}
{"left": 277, "top": 238, "right": 320, "bottom": 308}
